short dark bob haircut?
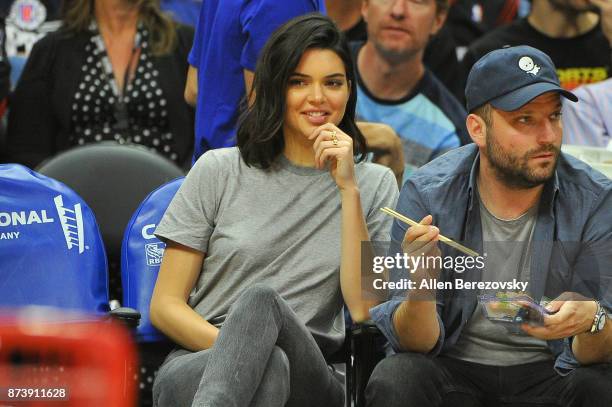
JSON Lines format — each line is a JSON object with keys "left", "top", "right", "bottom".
{"left": 237, "top": 13, "right": 367, "bottom": 169}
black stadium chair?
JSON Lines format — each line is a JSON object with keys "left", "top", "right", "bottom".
{"left": 36, "top": 142, "right": 185, "bottom": 303}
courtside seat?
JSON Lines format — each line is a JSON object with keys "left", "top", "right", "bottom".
{"left": 0, "top": 164, "right": 142, "bottom": 405}
{"left": 121, "top": 177, "right": 184, "bottom": 342}
{"left": 36, "top": 142, "right": 185, "bottom": 303}
{"left": 120, "top": 177, "right": 184, "bottom": 406}
{"left": 0, "top": 163, "right": 108, "bottom": 313}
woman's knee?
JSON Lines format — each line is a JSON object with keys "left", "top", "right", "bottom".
{"left": 238, "top": 284, "right": 281, "bottom": 307}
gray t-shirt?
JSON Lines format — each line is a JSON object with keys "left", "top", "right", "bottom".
{"left": 155, "top": 147, "right": 399, "bottom": 355}
{"left": 445, "top": 193, "right": 553, "bottom": 365}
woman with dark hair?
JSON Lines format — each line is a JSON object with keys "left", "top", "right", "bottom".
{"left": 150, "top": 13, "right": 398, "bottom": 407}
{"left": 6, "top": 0, "right": 194, "bottom": 168}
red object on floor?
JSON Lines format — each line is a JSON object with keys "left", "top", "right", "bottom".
{"left": 0, "top": 310, "right": 137, "bottom": 407}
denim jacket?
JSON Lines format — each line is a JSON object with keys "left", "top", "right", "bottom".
{"left": 370, "top": 144, "right": 612, "bottom": 374}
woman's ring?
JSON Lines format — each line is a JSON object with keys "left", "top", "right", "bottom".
{"left": 331, "top": 130, "right": 339, "bottom": 146}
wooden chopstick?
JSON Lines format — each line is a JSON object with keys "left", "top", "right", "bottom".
{"left": 380, "top": 207, "right": 480, "bottom": 257}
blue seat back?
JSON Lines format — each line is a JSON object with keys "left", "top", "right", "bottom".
{"left": 121, "top": 177, "right": 184, "bottom": 341}
{"left": 0, "top": 164, "right": 108, "bottom": 313}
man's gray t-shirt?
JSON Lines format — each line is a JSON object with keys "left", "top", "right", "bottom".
{"left": 155, "top": 147, "right": 399, "bottom": 356}
{"left": 445, "top": 194, "right": 552, "bottom": 365}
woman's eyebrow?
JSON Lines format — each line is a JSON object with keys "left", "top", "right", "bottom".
{"left": 290, "top": 72, "right": 346, "bottom": 78}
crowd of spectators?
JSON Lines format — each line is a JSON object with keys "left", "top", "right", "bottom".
{"left": 0, "top": 1, "right": 611, "bottom": 406}
{"left": 5, "top": 0, "right": 195, "bottom": 169}
{"left": 1, "top": 0, "right": 610, "bottom": 168}
{"left": 0, "top": 0, "right": 612, "bottom": 172}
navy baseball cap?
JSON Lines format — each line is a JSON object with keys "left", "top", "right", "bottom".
{"left": 465, "top": 45, "right": 578, "bottom": 112}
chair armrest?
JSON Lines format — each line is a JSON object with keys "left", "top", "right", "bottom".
{"left": 349, "top": 320, "right": 385, "bottom": 407}
{"left": 350, "top": 319, "right": 380, "bottom": 336}
{"left": 109, "top": 307, "right": 141, "bottom": 330}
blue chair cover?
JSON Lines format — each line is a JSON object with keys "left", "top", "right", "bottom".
{"left": 0, "top": 164, "right": 108, "bottom": 313}
{"left": 121, "top": 177, "right": 184, "bottom": 341}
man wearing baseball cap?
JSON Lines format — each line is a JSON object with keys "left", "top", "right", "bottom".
{"left": 366, "top": 45, "right": 612, "bottom": 406}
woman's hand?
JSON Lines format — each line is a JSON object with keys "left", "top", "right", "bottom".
{"left": 309, "top": 123, "right": 357, "bottom": 191}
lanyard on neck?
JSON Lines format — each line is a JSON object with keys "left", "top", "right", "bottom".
{"left": 90, "top": 21, "right": 142, "bottom": 132}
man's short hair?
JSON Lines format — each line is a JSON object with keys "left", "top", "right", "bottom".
{"left": 472, "top": 103, "right": 492, "bottom": 129}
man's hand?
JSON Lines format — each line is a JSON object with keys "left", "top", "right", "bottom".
{"left": 357, "top": 122, "right": 405, "bottom": 186}
{"left": 591, "top": 0, "right": 612, "bottom": 45}
{"left": 521, "top": 292, "right": 598, "bottom": 340}
{"left": 402, "top": 215, "right": 441, "bottom": 259}
{"left": 401, "top": 215, "right": 441, "bottom": 300}
{"left": 392, "top": 215, "right": 442, "bottom": 352}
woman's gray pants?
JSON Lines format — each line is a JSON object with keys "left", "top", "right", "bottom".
{"left": 153, "top": 284, "right": 345, "bottom": 407}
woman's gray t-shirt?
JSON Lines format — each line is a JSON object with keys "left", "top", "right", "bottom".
{"left": 155, "top": 147, "right": 398, "bottom": 355}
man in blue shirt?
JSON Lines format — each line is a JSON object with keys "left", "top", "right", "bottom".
{"left": 367, "top": 46, "right": 612, "bottom": 406}
{"left": 184, "top": 0, "right": 325, "bottom": 163}
{"left": 353, "top": 0, "right": 468, "bottom": 184}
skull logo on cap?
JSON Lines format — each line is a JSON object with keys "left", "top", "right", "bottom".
{"left": 518, "top": 56, "right": 540, "bottom": 76}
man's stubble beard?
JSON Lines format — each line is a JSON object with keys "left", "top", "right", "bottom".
{"left": 485, "top": 127, "right": 560, "bottom": 190}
